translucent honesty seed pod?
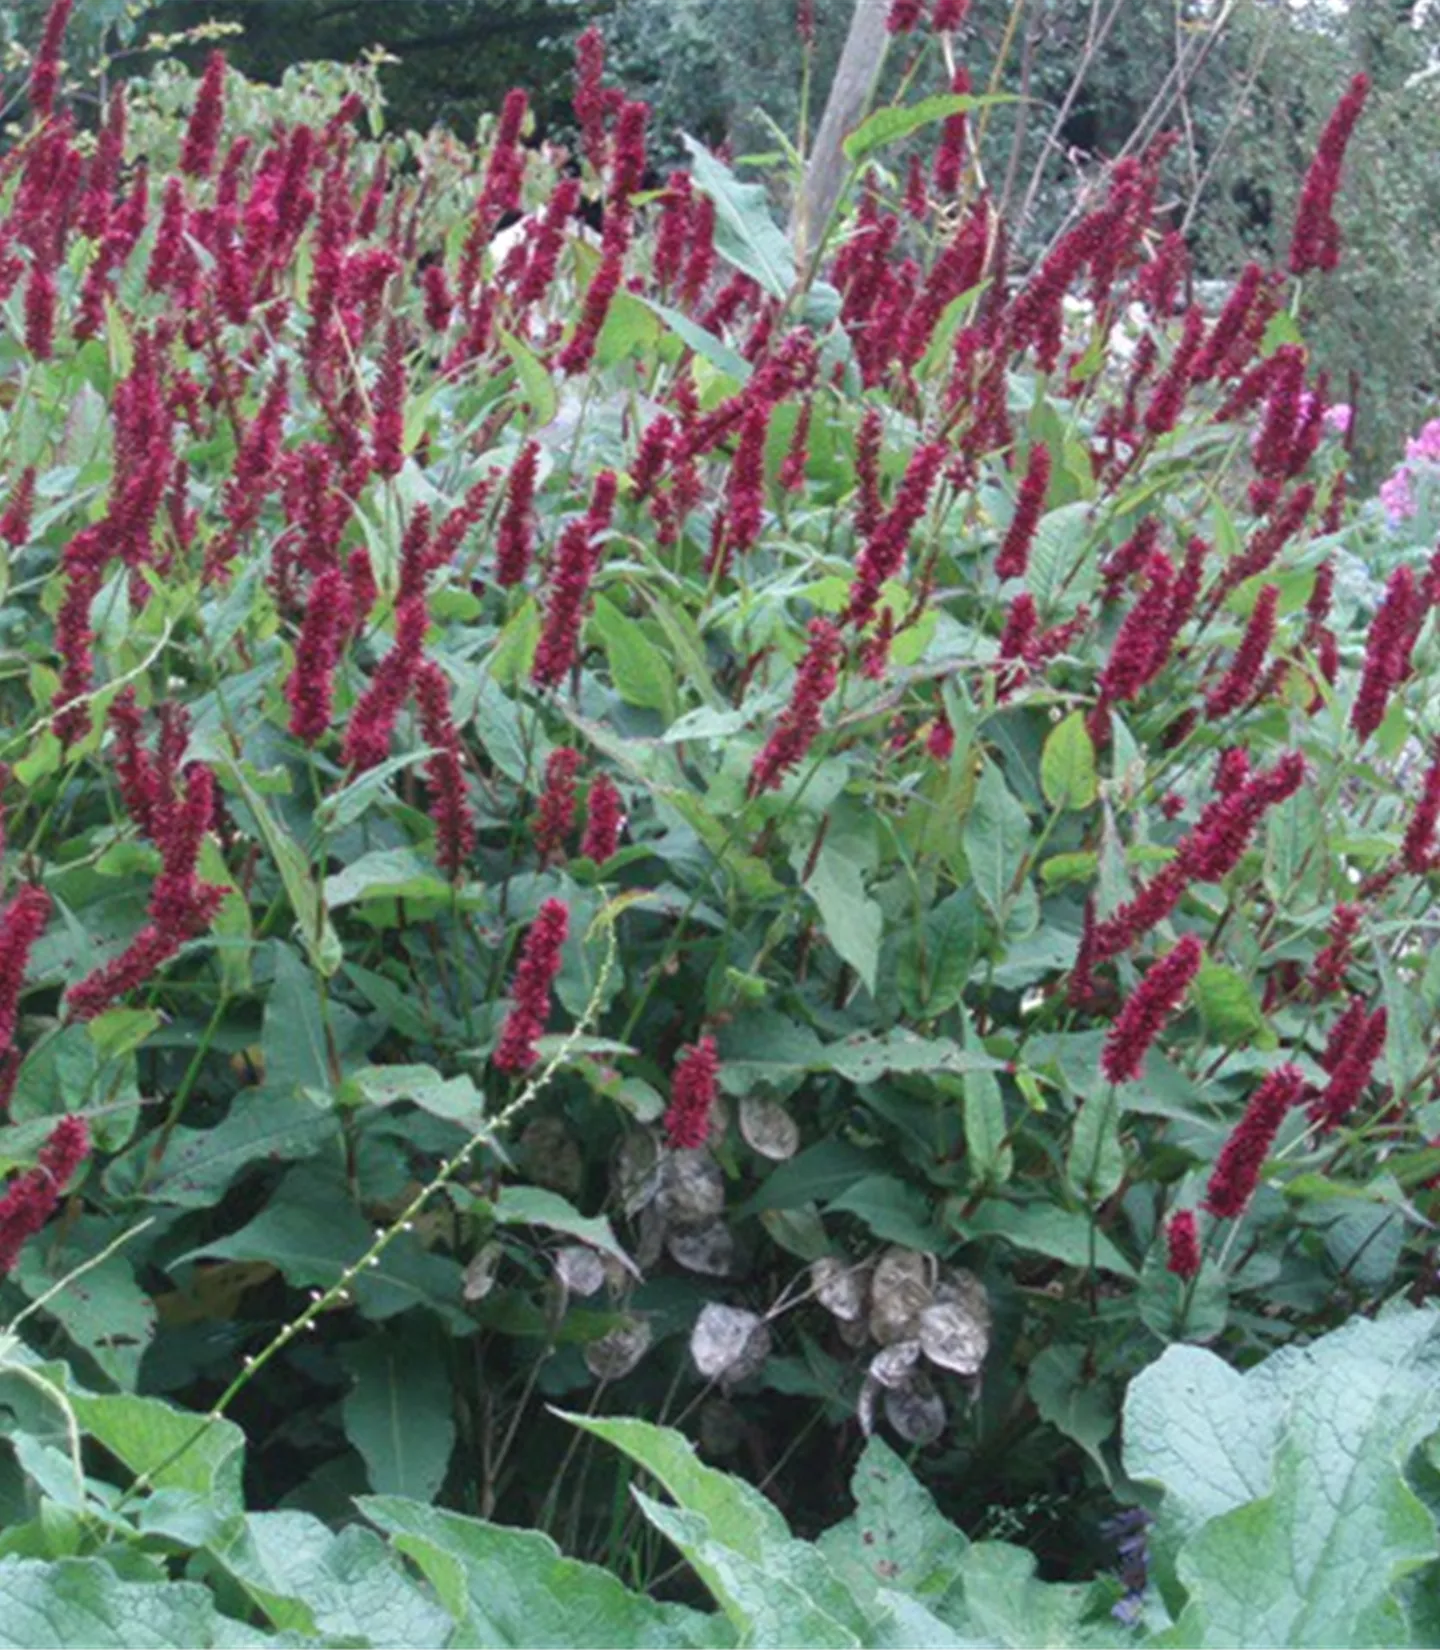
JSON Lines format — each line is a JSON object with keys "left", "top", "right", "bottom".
{"left": 868, "top": 1247, "right": 932, "bottom": 1345}
{"left": 658, "top": 1147, "right": 725, "bottom": 1227}
{"left": 584, "top": 1314, "right": 652, "bottom": 1380}
{"left": 612, "top": 1129, "right": 663, "bottom": 1217}
{"left": 923, "top": 1266, "right": 992, "bottom": 1374}
{"left": 553, "top": 1244, "right": 607, "bottom": 1298}
{"left": 811, "top": 1255, "right": 868, "bottom": 1322}
{"left": 868, "top": 1338, "right": 923, "bottom": 1389}
{"left": 690, "top": 1302, "right": 770, "bottom": 1384}
{"left": 666, "top": 1219, "right": 735, "bottom": 1276}
{"left": 462, "top": 1240, "right": 504, "bottom": 1302}
{"left": 738, "top": 1094, "right": 800, "bottom": 1160}
{"left": 884, "top": 1376, "right": 946, "bottom": 1445}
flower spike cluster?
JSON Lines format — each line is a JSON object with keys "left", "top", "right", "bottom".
{"left": 493, "top": 899, "right": 569, "bottom": 1072}
{"left": 664, "top": 1035, "right": 720, "bottom": 1149}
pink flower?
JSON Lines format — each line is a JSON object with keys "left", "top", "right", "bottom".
{"left": 1402, "top": 748, "right": 1440, "bottom": 875}
{"left": 558, "top": 250, "right": 621, "bottom": 376}
{"left": 1204, "top": 1065, "right": 1305, "bottom": 1219}
{"left": 664, "top": 1035, "right": 720, "bottom": 1149}
{"left": 0, "top": 885, "right": 51, "bottom": 1059}
{"left": 1310, "top": 903, "right": 1361, "bottom": 997}
{"left": 573, "top": 26, "right": 611, "bottom": 171}
{"left": 1100, "top": 932, "right": 1203, "bottom": 1085}
{"left": 493, "top": 899, "right": 569, "bottom": 1072}
{"left": 845, "top": 441, "right": 946, "bottom": 629}
{"left": 1309, "top": 1005, "right": 1386, "bottom": 1131}
{"left": 1165, "top": 1210, "right": 1201, "bottom": 1280}
{"left": 24, "top": 263, "right": 56, "bottom": 360}
{"left": 886, "top": 0, "right": 925, "bottom": 31}
{"left": 724, "top": 404, "right": 769, "bottom": 555}
{"left": 933, "top": 66, "right": 972, "bottom": 195}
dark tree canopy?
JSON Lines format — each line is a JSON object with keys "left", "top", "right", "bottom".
{"left": 147, "top": 0, "right": 608, "bottom": 135}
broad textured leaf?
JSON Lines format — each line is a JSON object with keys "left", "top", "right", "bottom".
{"left": 826, "top": 1175, "right": 945, "bottom": 1249}
{"left": 683, "top": 136, "right": 795, "bottom": 299}
{"left": 956, "top": 1201, "right": 1135, "bottom": 1278}
{"left": 590, "top": 594, "right": 677, "bottom": 718}
{"left": 1066, "top": 1091, "right": 1124, "bottom": 1202}
{"left": 342, "top": 1329, "right": 455, "bottom": 1502}
{"left": 361, "top": 1495, "right": 728, "bottom": 1648}
{"left": 1027, "top": 1345, "right": 1115, "bottom": 1483}
{"left": 0, "top": 1559, "right": 228, "bottom": 1650}
{"left": 896, "top": 887, "right": 982, "bottom": 1019}
{"left": 323, "top": 848, "right": 450, "bottom": 909}
{"left": 1191, "top": 960, "right": 1275, "bottom": 1049}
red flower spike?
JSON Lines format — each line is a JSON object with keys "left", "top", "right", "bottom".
{"left": 495, "top": 440, "right": 540, "bottom": 587}
{"left": 534, "top": 747, "right": 581, "bottom": 862}
{"left": 0, "top": 886, "right": 51, "bottom": 1060}
{"left": 341, "top": 596, "right": 428, "bottom": 772}
{"left": 0, "top": 468, "right": 36, "bottom": 548}
{"left": 1205, "top": 584, "right": 1279, "bottom": 721}
{"left": 725, "top": 405, "right": 769, "bottom": 555}
{"left": 1352, "top": 565, "right": 1419, "bottom": 741}
{"left": 886, "top": 0, "right": 925, "bottom": 31}
{"left": 750, "top": 619, "right": 844, "bottom": 795}
{"left": 28, "top": 0, "right": 74, "bottom": 121}
{"left": 413, "top": 660, "right": 476, "bottom": 877}
{"left": 493, "top": 899, "right": 570, "bottom": 1073}
{"left": 1310, "top": 1006, "right": 1386, "bottom": 1131}
{"left": 1100, "top": 932, "right": 1203, "bottom": 1085}
{"left": 779, "top": 401, "right": 813, "bottom": 492}
{"left": 1311, "top": 903, "right": 1361, "bottom": 998}
{"left": 1402, "top": 748, "right": 1440, "bottom": 875}
{"left": 846, "top": 441, "right": 946, "bottom": 629}
{"left": 287, "top": 568, "right": 354, "bottom": 745}
{"left": 932, "top": 0, "right": 971, "bottom": 27}
{"left": 1142, "top": 305, "right": 1206, "bottom": 437}
{"left": 109, "top": 689, "right": 162, "bottom": 837}
{"left": 1097, "top": 551, "right": 1175, "bottom": 706}
{"left": 1193, "top": 262, "right": 1264, "bottom": 383}
{"left": 1290, "top": 74, "right": 1370, "bottom": 277}
{"left": 573, "top": 26, "right": 610, "bottom": 172}
{"left": 1165, "top": 1210, "right": 1201, "bottom": 1280}
{"left": 1204, "top": 1065, "right": 1305, "bottom": 1219}
{"left": 371, "top": 321, "right": 406, "bottom": 478}
{"left": 995, "top": 444, "right": 1050, "bottom": 581}
{"left": 0, "top": 1115, "right": 89, "bottom": 1276}
{"left": 582, "top": 774, "right": 624, "bottom": 864}
{"left": 933, "top": 67, "right": 971, "bottom": 195}
{"left": 664, "top": 1035, "right": 720, "bottom": 1150}
{"left": 558, "top": 250, "right": 622, "bottom": 376}
{"left": 24, "top": 263, "right": 56, "bottom": 360}
{"left": 532, "top": 471, "right": 617, "bottom": 690}
{"left": 180, "top": 52, "right": 227, "bottom": 179}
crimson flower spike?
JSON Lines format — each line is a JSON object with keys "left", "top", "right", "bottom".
{"left": 664, "top": 1035, "right": 720, "bottom": 1149}
{"left": 492, "top": 899, "right": 569, "bottom": 1073}
{"left": 1204, "top": 1065, "right": 1305, "bottom": 1220}
{"left": 995, "top": 443, "right": 1050, "bottom": 581}
{"left": 1100, "top": 932, "right": 1204, "bottom": 1085}
{"left": 1165, "top": 1210, "right": 1201, "bottom": 1279}
{"left": 1289, "top": 74, "right": 1370, "bottom": 277}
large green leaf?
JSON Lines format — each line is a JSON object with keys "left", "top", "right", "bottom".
{"left": 0, "top": 1559, "right": 230, "bottom": 1650}
{"left": 361, "top": 1495, "right": 729, "bottom": 1648}
{"left": 683, "top": 136, "right": 796, "bottom": 299}
{"left": 342, "top": 1329, "right": 455, "bottom": 1503}
{"left": 1040, "top": 712, "right": 1097, "bottom": 812}
{"left": 962, "top": 760, "right": 1032, "bottom": 924}
{"left": 1126, "top": 1309, "right": 1440, "bottom": 1646}
{"left": 842, "top": 93, "right": 998, "bottom": 164}
{"left": 802, "top": 844, "right": 883, "bottom": 996}
{"left": 590, "top": 595, "right": 677, "bottom": 719}
{"left": 956, "top": 1201, "right": 1136, "bottom": 1278}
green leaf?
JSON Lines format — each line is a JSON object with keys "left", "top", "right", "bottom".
{"left": 818, "top": 1436, "right": 967, "bottom": 1607}
{"left": 1191, "top": 959, "right": 1274, "bottom": 1048}
{"left": 1039, "top": 712, "right": 1097, "bottom": 812}
{"left": 342, "top": 1329, "right": 455, "bottom": 1502}
{"left": 825, "top": 1175, "right": 945, "bottom": 1249}
{"left": 683, "top": 136, "right": 796, "bottom": 300}
{"left": 842, "top": 93, "right": 997, "bottom": 164}
{"left": 943, "top": 1542, "right": 1105, "bottom": 1649}
{"left": 1027, "top": 1345, "right": 1115, "bottom": 1483}
{"left": 0, "top": 1558, "right": 227, "bottom": 1649}
{"left": 313, "top": 749, "right": 436, "bottom": 832}
{"left": 498, "top": 329, "right": 558, "bottom": 428}
{"left": 896, "top": 888, "right": 981, "bottom": 1020}
{"left": 62, "top": 1381, "right": 246, "bottom": 1507}
{"left": 802, "top": 845, "right": 883, "bottom": 996}
{"left": 347, "top": 1063, "right": 485, "bottom": 1127}
{"left": 597, "top": 291, "right": 663, "bottom": 368}
{"left": 224, "top": 759, "right": 342, "bottom": 977}
{"left": 962, "top": 760, "right": 1032, "bottom": 924}
{"left": 960, "top": 1007, "right": 1012, "bottom": 1187}
{"left": 360, "top": 1495, "right": 728, "bottom": 1648}
{"left": 590, "top": 595, "right": 677, "bottom": 719}
{"left": 1127, "top": 1312, "right": 1440, "bottom": 1647}
{"left": 741, "top": 1141, "right": 889, "bottom": 1215}
{"left": 323, "top": 848, "right": 451, "bottom": 909}
{"left": 955, "top": 1201, "right": 1135, "bottom": 1278}
{"left": 13, "top": 1221, "right": 155, "bottom": 1390}
{"left": 214, "top": 1514, "right": 453, "bottom": 1646}
{"left": 491, "top": 1184, "right": 639, "bottom": 1276}
{"left": 1066, "top": 1090, "right": 1124, "bottom": 1202}
{"left": 641, "top": 298, "right": 752, "bottom": 382}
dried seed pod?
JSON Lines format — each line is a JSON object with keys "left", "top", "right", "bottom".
{"left": 869, "top": 1338, "right": 923, "bottom": 1389}
{"left": 462, "top": 1240, "right": 504, "bottom": 1302}
{"left": 884, "top": 1378, "right": 946, "bottom": 1445}
{"left": 691, "top": 1302, "right": 771, "bottom": 1383}
{"left": 918, "top": 1301, "right": 989, "bottom": 1375}
{"left": 812, "top": 1255, "right": 868, "bottom": 1321}
{"left": 666, "top": 1219, "right": 736, "bottom": 1276}
{"left": 554, "top": 1245, "right": 607, "bottom": 1297}
{"left": 613, "top": 1129, "right": 662, "bottom": 1215}
{"left": 521, "top": 1116, "right": 584, "bottom": 1196}
{"left": 868, "top": 1247, "right": 932, "bottom": 1345}
{"left": 584, "top": 1314, "right": 652, "bottom": 1380}
{"left": 739, "top": 1094, "right": 800, "bottom": 1160}
{"left": 635, "top": 1200, "right": 668, "bottom": 1271}
{"left": 659, "top": 1148, "right": 725, "bottom": 1227}
{"left": 838, "top": 1314, "right": 871, "bottom": 1349}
